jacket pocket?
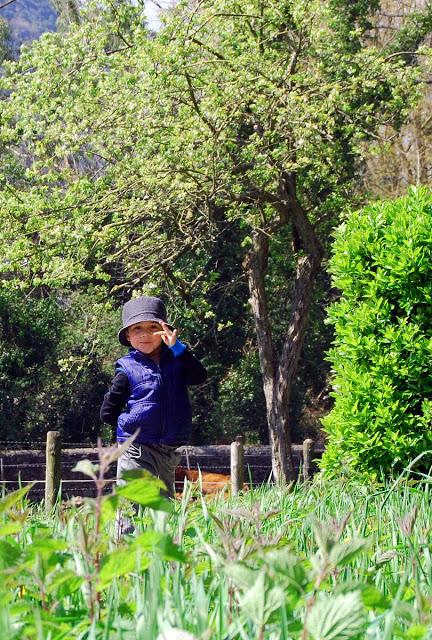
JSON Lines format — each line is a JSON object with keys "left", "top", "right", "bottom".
{"left": 119, "top": 400, "right": 162, "bottom": 438}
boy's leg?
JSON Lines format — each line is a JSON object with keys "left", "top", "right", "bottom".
{"left": 115, "top": 443, "right": 181, "bottom": 536}
{"left": 150, "top": 444, "right": 182, "bottom": 499}
{"left": 116, "top": 443, "right": 147, "bottom": 536}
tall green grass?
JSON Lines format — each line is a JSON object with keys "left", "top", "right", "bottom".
{"left": 1, "top": 471, "right": 432, "bottom": 639}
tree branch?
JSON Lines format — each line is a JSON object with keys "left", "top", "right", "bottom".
{"left": 0, "top": 0, "right": 17, "bottom": 10}
{"left": 184, "top": 71, "right": 217, "bottom": 134}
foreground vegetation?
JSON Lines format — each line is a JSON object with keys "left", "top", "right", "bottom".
{"left": 1, "top": 455, "right": 432, "bottom": 639}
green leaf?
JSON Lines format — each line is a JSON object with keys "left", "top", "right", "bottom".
{"left": 133, "top": 529, "right": 163, "bottom": 551}
{"left": 263, "top": 550, "right": 307, "bottom": 608}
{"left": 72, "top": 459, "right": 99, "bottom": 479}
{"left": 46, "top": 570, "right": 84, "bottom": 597}
{"left": 311, "top": 518, "right": 336, "bottom": 556}
{"left": 404, "top": 625, "right": 428, "bottom": 639}
{"left": 329, "top": 538, "right": 369, "bottom": 567}
{"left": 154, "top": 535, "right": 187, "bottom": 562}
{"left": 307, "top": 591, "right": 367, "bottom": 640}
{"left": 120, "top": 468, "right": 166, "bottom": 485}
{"left": 0, "top": 521, "right": 23, "bottom": 536}
{"left": 360, "top": 585, "right": 390, "bottom": 610}
{"left": 0, "top": 539, "right": 22, "bottom": 569}
{"left": 238, "top": 570, "right": 286, "bottom": 627}
{"left": 117, "top": 475, "right": 173, "bottom": 512}
{"left": 27, "top": 537, "right": 69, "bottom": 558}
{"left": 133, "top": 530, "right": 186, "bottom": 562}
{"left": 224, "top": 562, "right": 258, "bottom": 590}
{"left": 100, "top": 494, "right": 119, "bottom": 525}
{"left": 98, "top": 546, "right": 151, "bottom": 589}
{"left": 0, "top": 484, "right": 34, "bottom": 514}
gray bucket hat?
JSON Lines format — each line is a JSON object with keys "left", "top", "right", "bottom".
{"left": 118, "top": 296, "right": 173, "bottom": 346}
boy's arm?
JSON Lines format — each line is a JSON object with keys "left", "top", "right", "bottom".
{"left": 170, "top": 341, "right": 207, "bottom": 385}
{"left": 159, "top": 323, "right": 207, "bottom": 385}
{"left": 100, "top": 372, "right": 130, "bottom": 427}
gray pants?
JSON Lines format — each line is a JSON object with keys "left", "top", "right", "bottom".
{"left": 116, "top": 442, "right": 182, "bottom": 536}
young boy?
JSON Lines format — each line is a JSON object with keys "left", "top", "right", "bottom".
{"left": 100, "top": 295, "right": 207, "bottom": 516}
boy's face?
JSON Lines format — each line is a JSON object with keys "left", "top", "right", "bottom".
{"left": 125, "top": 320, "right": 163, "bottom": 355}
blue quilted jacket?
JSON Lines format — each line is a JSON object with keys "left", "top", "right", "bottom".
{"left": 115, "top": 347, "right": 194, "bottom": 445}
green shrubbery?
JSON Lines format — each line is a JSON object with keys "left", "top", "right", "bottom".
{"left": 321, "top": 187, "right": 432, "bottom": 477}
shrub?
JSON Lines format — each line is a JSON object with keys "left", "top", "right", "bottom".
{"left": 321, "top": 187, "right": 432, "bottom": 477}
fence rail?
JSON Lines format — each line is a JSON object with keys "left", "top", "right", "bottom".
{"left": 1, "top": 432, "right": 323, "bottom": 506}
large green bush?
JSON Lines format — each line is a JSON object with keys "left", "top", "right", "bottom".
{"left": 321, "top": 187, "right": 432, "bottom": 477}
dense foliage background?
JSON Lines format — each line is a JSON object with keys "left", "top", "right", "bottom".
{"left": 0, "top": 0, "right": 431, "bottom": 460}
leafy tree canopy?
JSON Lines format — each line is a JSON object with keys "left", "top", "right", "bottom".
{"left": 0, "top": 0, "right": 426, "bottom": 297}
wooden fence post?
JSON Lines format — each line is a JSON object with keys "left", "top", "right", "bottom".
{"left": 231, "top": 435, "right": 245, "bottom": 495}
{"left": 45, "top": 431, "right": 61, "bottom": 512}
{"left": 302, "top": 438, "right": 315, "bottom": 482}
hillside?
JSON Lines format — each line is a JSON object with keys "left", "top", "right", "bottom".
{"left": 1, "top": 0, "right": 57, "bottom": 51}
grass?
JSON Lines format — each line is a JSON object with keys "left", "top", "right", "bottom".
{"left": 1, "top": 471, "right": 432, "bottom": 639}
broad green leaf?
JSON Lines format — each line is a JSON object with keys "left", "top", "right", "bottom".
{"left": 72, "top": 459, "right": 99, "bottom": 479}
{"left": 46, "top": 570, "right": 84, "bottom": 597}
{"left": 0, "top": 484, "right": 34, "bottom": 514}
{"left": 154, "top": 535, "right": 187, "bottom": 562}
{"left": 238, "top": 570, "right": 286, "bottom": 627}
{"left": 133, "top": 529, "right": 163, "bottom": 550}
{"left": 360, "top": 585, "right": 390, "bottom": 610}
{"left": 307, "top": 591, "right": 367, "bottom": 640}
{"left": 405, "top": 625, "right": 428, "bottom": 639}
{"left": 263, "top": 550, "right": 307, "bottom": 608}
{"left": 329, "top": 538, "right": 369, "bottom": 567}
{"left": 120, "top": 469, "right": 166, "bottom": 485}
{"left": 133, "top": 530, "right": 186, "bottom": 562}
{"left": 311, "top": 518, "right": 336, "bottom": 556}
{"left": 0, "top": 539, "right": 22, "bottom": 569}
{"left": 264, "top": 549, "right": 307, "bottom": 586}
{"left": 29, "top": 537, "right": 69, "bottom": 555}
{"left": 98, "top": 546, "right": 151, "bottom": 589}
{"left": 9, "top": 601, "right": 33, "bottom": 617}
{"left": 100, "top": 494, "right": 119, "bottom": 525}
{"left": 224, "top": 562, "right": 258, "bottom": 590}
{"left": 117, "top": 477, "right": 173, "bottom": 512}
{"left": 0, "top": 521, "right": 23, "bottom": 537}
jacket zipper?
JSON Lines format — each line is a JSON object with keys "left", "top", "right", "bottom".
{"left": 156, "top": 361, "right": 165, "bottom": 441}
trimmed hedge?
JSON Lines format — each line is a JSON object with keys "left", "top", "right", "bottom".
{"left": 321, "top": 187, "right": 432, "bottom": 477}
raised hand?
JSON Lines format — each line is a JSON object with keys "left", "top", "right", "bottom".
{"left": 154, "top": 321, "right": 178, "bottom": 347}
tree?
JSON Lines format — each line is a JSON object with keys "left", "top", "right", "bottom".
{"left": 0, "top": 0, "right": 431, "bottom": 479}
{"left": 362, "top": 0, "right": 432, "bottom": 197}
{"left": 51, "top": 0, "right": 82, "bottom": 29}
{"left": 0, "top": 12, "right": 11, "bottom": 62}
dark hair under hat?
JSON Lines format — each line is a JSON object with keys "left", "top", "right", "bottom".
{"left": 118, "top": 296, "right": 172, "bottom": 347}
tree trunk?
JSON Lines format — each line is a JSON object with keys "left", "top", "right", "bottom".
{"left": 245, "top": 175, "right": 323, "bottom": 484}
{"left": 245, "top": 229, "right": 295, "bottom": 482}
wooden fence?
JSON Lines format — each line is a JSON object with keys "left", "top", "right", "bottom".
{"left": 0, "top": 433, "right": 323, "bottom": 509}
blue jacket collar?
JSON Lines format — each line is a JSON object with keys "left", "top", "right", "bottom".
{"left": 128, "top": 344, "right": 170, "bottom": 364}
